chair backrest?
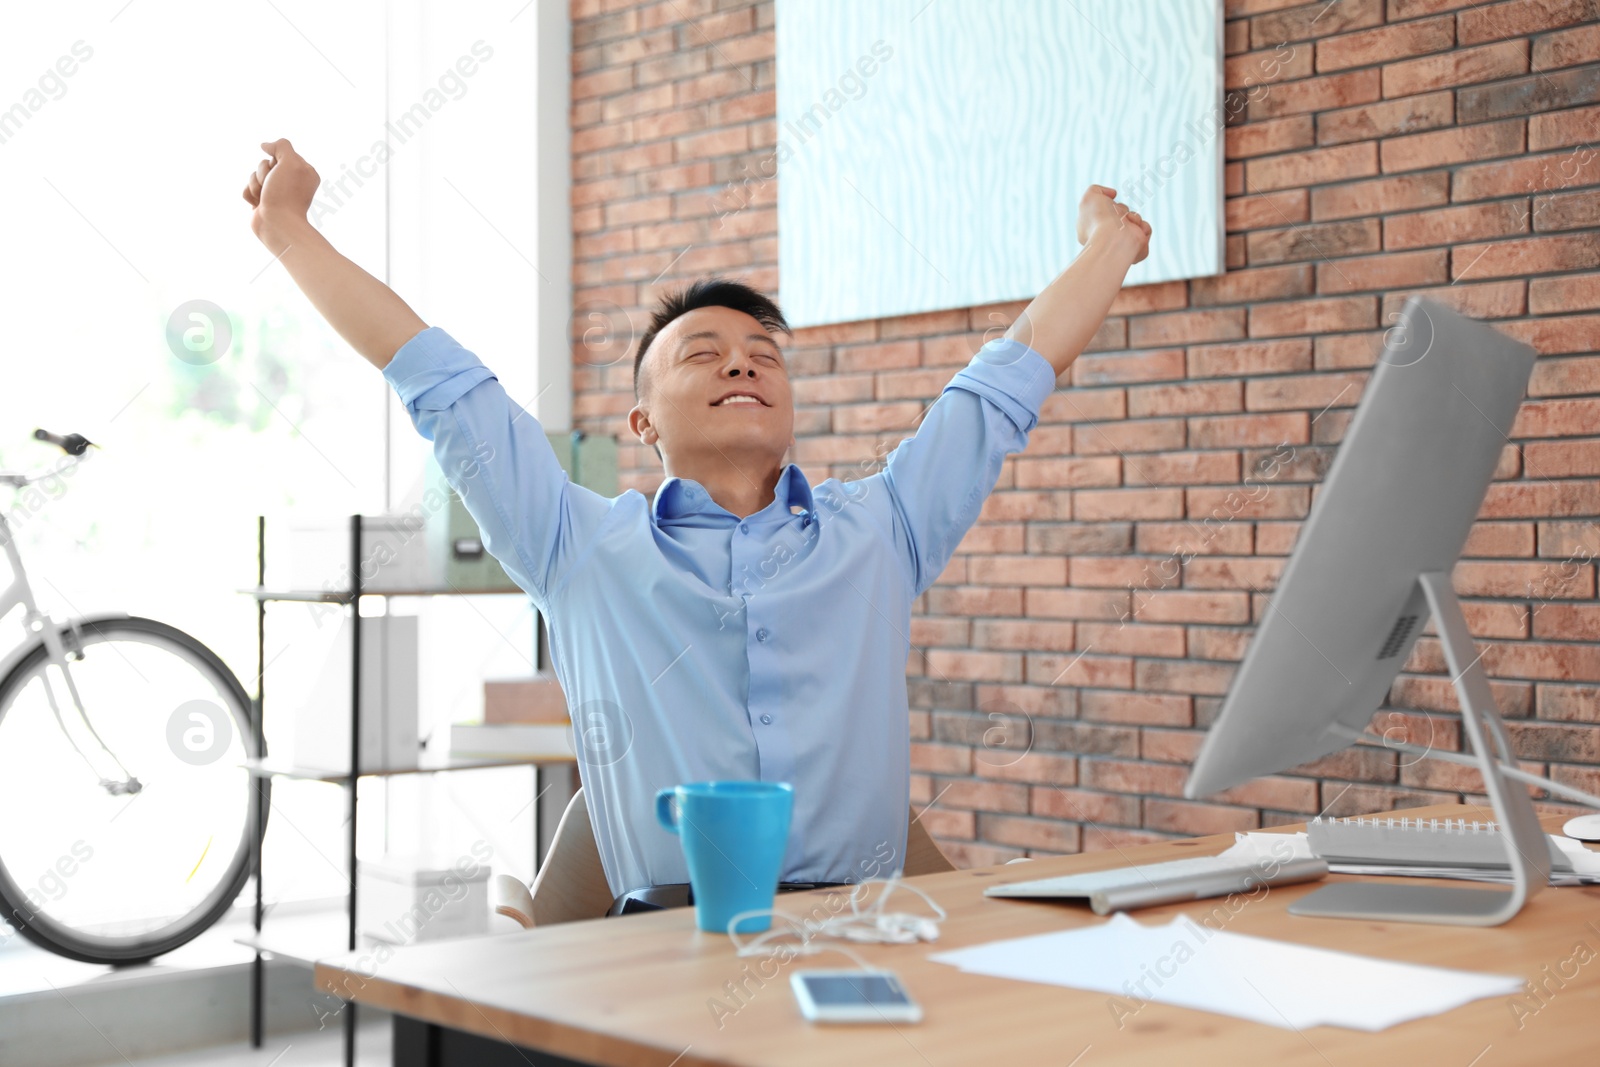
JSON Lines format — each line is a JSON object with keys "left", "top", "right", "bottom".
{"left": 513, "top": 787, "right": 956, "bottom": 927}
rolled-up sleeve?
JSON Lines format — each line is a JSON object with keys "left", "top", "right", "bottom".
{"left": 383, "top": 326, "right": 612, "bottom": 606}
{"left": 873, "top": 337, "right": 1058, "bottom": 597}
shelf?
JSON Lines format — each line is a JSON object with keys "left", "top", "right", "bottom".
{"left": 240, "top": 585, "right": 525, "bottom": 602}
{"left": 234, "top": 909, "right": 380, "bottom": 969}
{"left": 242, "top": 751, "right": 576, "bottom": 782}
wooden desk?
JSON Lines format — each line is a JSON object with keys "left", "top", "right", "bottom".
{"left": 314, "top": 803, "right": 1600, "bottom": 1066}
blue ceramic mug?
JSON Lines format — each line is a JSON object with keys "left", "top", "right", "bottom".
{"left": 655, "top": 780, "right": 794, "bottom": 934}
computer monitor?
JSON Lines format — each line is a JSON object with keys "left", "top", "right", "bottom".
{"left": 1183, "top": 295, "right": 1545, "bottom": 926}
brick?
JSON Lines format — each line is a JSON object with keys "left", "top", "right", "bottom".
{"left": 1380, "top": 118, "right": 1526, "bottom": 172}
{"left": 1248, "top": 69, "right": 1383, "bottom": 120}
{"left": 937, "top": 778, "right": 1031, "bottom": 813}
{"left": 972, "top": 620, "right": 1078, "bottom": 653}
{"left": 968, "top": 555, "right": 1067, "bottom": 586}
{"left": 1071, "top": 348, "right": 1186, "bottom": 386}
{"left": 1069, "top": 556, "right": 1176, "bottom": 590}
{"left": 1382, "top": 39, "right": 1530, "bottom": 97}
{"left": 1457, "top": 561, "right": 1595, "bottom": 598}
{"left": 1080, "top": 758, "right": 1188, "bottom": 797}
{"left": 1032, "top": 785, "right": 1141, "bottom": 826}
{"left": 1145, "top": 799, "right": 1259, "bottom": 835}
{"left": 1525, "top": 440, "right": 1600, "bottom": 477}
{"left": 1462, "top": 521, "right": 1536, "bottom": 557}
{"left": 1506, "top": 722, "right": 1600, "bottom": 762}
{"left": 1076, "top": 622, "right": 1188, "bottom": 659}
{"left": 1190, "top": 411, "right": 1311, "bottom": 447}
{"left": 1186, "top": 626, "right": 1255, "bottom": 661}
{"left": 1226, "top": 44, "right": 1317, "bottom": 90}
{"left": 1026, "top": 588, "right": 1131, "bottom": 622}
{"left": 1247, "top": 219, "right": 1382, "bottom": 264}
{"left": 1013, "top": 456, "right": 1122, "bottom": 490}
{"left": 1127, "top": 381, "right": 1244, "bottom": 418}
{"left": 1497, "top": 313, "right": 1600, "bottom": 355}
{"left": 1134, "top": 591, "right": 1253, "bottom": 625}
{"left": 1226, "top": 189, "right": 1311, "bottom": 232}
{"left": 1530, "top": 354, "right": 1600, "bottom": 394}
{"left": 1191, "top": 264, "right": 1314, "bottom": 306}
{"left": 1142, "top": 728, "right": 1206, "bottom": 764}
{"left": 1212, "top": 776, "right": 1320, "bottom": 812}
{"left": 1073, "top": 419, "right": 1187, "bottom": 456}
{"left": 1316, "top": 249, "right": 1450, "bottom": 293}
{"left": 1317, "top": 16, "right": 1455, "bottom": 72}
{"left": 1249, "top": 296, "right": 1378, "bottom": 337}
{"left": 1124, "top": 452, "right": 1243, "bottom": 487}
{"left": 1188, "top": 485, "right": 1311, "bottom": 520}
{"left": 1310, "top": 172, "right": 1449, "bottom": 221}
{"left": 1534, "top": 24, "right": 1600, "bottom": 70}
{"left": 1129, "top": 309, "right": 1248, "bottom": 347}
{"left": 976, "top": 814, "right": 1081, "bottom": 853}
{"left": 1026, "top": 651, "right": 1133, "bottom": 689}
{"left": 911, "top": 743, "right": 973, "bottom": 776}
{"left": 1457, "top": 0, "right": 1600, "bottom": 46}
{"left": 1457, "top": 65, "right": 1600, "bottom": 124}
{"left": 1532, "top": 274, "right": 1600, "bottom": 316}
{"left": 1537, "top": 685, "right": 1600, "bottom": 721}
{"left": 1136, "top": 521, "right": 1256, "bottom": 557}
{"left": 1383, "top": 199, "right": 1529, "bottom": 250}
{"left": 1317, "top": 90, "right": 1454, "bottom": 145}
{"left": 1188, "top": 339, "right": 1313, "bottom": 378}
{"left": 925, "top": 649, "right": 1023, "bottom": 683}
{"left": 833, "top": 340, "right": 918, "bottom": 373}
{"left": 1136, "top": 658, "right": 1238, "bottom": 696}
{"left": 1080, "top": 689, "right": 1193, "bottom": 726}
{"left": 1254, "top": 521, "right": 1302, "bottom": 555}
{"left": 1535, "top": 604, "right": 1600, "bottom": 641}
{"left": 1250, "top": 0, "right": 1383, "bottom": 46}
{"left": 1377, "top": 280, "right": 1528, "bottom": 321}
{"left": 1481, "top": 480, "right": 1600, "bottom": 517}
{"left": 833, "top": 400, "right": 926, "bottom": 435}
{"left": 1040, "top": 388, "right": 1127, "bottom": 424}
{"left": 1225, "top": 115, "right": 1316, "bottom": 158}
{"left": 1530, "top": 103, "right": 1600, "bottom": 151}
{"left": 1107, "top": 281, "right": 1190, "bottom": 317}
{"left": 1534, "top": 190, "right": 1600, "bottom": 232}
{"left": 1026, "top": 523, "right": 1133, "bottom": 556}
{"left": 976, "top": 750, "right": 1080, "bottom": 786}
{"left": 1183, "top": 557, "right": 1287, "bottom": 589}
{"left": 1073, "top": 489, "right": 1185, "bottom": 522}
{"left": 923, "top": 586, "right": 1024, "bottom": 617}
{"left": 1453, "top": 148, "right": 1600, "bottom": 200}
{"left": 1538, "top": 519, "right": 1600, "bottom": 557}
{"left": 1245, "top": 141, "right": 1378, "bottom": 192}
{"left": 1453, "top": 233, "right": 1600, "bottom": 281}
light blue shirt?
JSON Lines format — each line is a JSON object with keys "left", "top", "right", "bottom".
{"left": 383, "top": 326, "right": 1057, "bottom": 896}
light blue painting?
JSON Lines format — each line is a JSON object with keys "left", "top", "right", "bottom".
{"left": 775, "top": 0, "right": 1224, "bottom": 328}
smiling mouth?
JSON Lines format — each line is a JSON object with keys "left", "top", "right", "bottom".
{"left": 713, "top": 396, "right": 767, "bottom": 407}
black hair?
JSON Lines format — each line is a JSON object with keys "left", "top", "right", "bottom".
{"left": 632, "top": 276, "right": 791, "bottom": 401}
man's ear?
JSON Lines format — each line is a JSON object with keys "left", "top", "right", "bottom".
{"left": 627, "top": 403, "right": 656, "bottom": 446}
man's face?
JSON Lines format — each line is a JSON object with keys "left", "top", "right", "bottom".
{"left": 628, "top": 305, "right": 795, "bottom": 471}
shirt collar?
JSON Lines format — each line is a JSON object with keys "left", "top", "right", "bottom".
{"left": 652, "top": 463, "right": 817, "bottom": 528}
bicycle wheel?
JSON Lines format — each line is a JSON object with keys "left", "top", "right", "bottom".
{"left": 0, "top": 615, "right": 266, "bottom": 964}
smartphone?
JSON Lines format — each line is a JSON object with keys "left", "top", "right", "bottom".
{"left": 790, "top": 969, "right": 923, "bottom": 1024}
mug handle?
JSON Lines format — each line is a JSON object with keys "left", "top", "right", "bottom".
{"left": 655, "top": 788, "right": 679, "bottom": 834}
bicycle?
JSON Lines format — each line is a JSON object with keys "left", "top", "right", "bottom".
{"left": 0, "top": 429, "right": 265, "bottom": 964}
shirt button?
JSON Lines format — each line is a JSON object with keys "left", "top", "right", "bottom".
{"left": 760, "top": 714, "right": 773, "bottom": 725}
{"left": 739, "top": 522, "right": 748, "bottom": 534}
{"left": 756, "top": 628, "right": 769, "bottom": 642}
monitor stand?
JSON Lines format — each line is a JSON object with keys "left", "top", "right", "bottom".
{"left": 1288, "top": 571, "right": 1551, "bottom": 926}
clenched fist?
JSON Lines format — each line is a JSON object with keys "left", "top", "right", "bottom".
{"left": 1077, "top": 185, "right": 1151, "bottom": 266}
{"left": 243, "top": 138, "right": 320, "bottom": 242}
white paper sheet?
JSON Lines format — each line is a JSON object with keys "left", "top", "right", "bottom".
{"left": 930, "top": 913, "right": 1522, "bottom": 1031}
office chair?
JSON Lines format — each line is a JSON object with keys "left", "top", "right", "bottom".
{"left": 492, "top": 788, "right": 956, "bottom": 929}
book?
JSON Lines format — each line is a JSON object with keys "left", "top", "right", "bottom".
{"left": 483, "top": 676, "right": 569, "bottom": 724}
{"left": 448, "top": 722, "right": 574, "bottom": 757}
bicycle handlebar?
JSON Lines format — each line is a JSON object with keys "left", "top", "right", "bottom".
{"left": 33, "top": 429, "right": 93, "bottom": 456}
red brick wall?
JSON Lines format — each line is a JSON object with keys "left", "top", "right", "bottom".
{"left": 569, "top": 0, "right": 1600, "bottom": 865}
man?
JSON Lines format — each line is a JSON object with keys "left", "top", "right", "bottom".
{"left": 243, "top": 138, "right": 1151, "bottom": 904}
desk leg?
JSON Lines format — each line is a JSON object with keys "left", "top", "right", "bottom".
{"left": 391, "top": 1014, "right": 599, "bottom": 1067}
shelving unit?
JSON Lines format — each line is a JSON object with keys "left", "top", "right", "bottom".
{"left": 241, "top": 515, "right": 575, "bottom": 1067}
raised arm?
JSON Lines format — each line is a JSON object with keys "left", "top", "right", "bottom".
{"left": 1010, "top": 185, "right": 1152, "bottom": 379}
{"left": 243, "top": 138, "right": 424, "bottom": 368}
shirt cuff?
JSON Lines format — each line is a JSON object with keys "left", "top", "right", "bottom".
{"left": 940, "top": 337, "right": 1059, "bottom": 434}
{"left": 381, "top": 326, "right": 498, "bottom": 411}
